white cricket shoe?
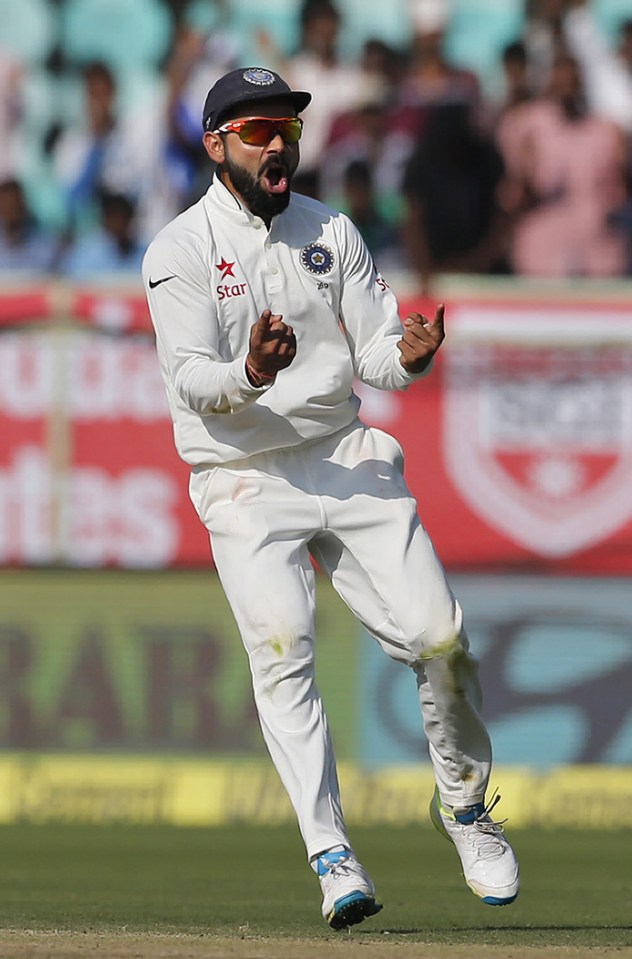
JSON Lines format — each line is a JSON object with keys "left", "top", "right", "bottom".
{"left": 430, "top": 788, "right": 520, "bottom": 905}
{"left": 316, "top": 849, "right": 383, "bottom": 930}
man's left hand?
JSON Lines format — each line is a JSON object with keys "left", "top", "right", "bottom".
{"left": 397, "top": 304, "right": 445, "bottom": 375}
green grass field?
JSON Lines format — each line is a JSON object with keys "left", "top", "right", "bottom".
{"left": 0, "top": 823, "right": 630, "bottom": 957}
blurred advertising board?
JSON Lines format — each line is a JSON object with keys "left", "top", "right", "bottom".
{"left": 0, "top": 569, "right": 631, "bottom": 827}
{"left": 1, "top": 756, "right": 631, "bottom": 828}
{"left": 0, "top": 570, "right": 356, "bottom": 756}
{"left": 0, "top": 326, "right": 197, "bottom": 567}
{"left": 7, "top": 569, "right": 628, "bottom": 768}
{"left": 1, "top": 281, "right": 632, "bottom": 572}
{"left": 360, "top": 574, "right": 632, "bottom": 769}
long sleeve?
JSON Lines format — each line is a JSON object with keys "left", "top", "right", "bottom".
{"left": 142, "top": 236, "right": 269, "bottom": 416}
{"left": 335, "top": 213, "right": 432, "bottom": 391}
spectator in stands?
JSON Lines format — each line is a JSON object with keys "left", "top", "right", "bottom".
{"left": 0, "top": 49, "right": 23, "bottom": 181}
{"left": 522, "top": 0, "right": 568, "bottom": 94}
{"left": 52, "top": 62, "right": 120, "bottom": 231}
{"left": 360, "top": 37, "right": 407, "bottom": 95}
{"left": 339, "top": 159, "right": 402, "bottom": 270}
{"left": 401, "top": 101, "right": 507, "bottom": 293}
{"left": 164, "top": 15, "right": 240, "bottom": 207}
{"left": 488, "top": 40, "right": 534, "bottom": 127}
{"left": 398, "top": 0, "right": 481, "bottom": 119}
{"left": 0, "top": 178, "right": 57, "bottom": 273}
{"left": 321, "top": 76, "right": 409, "bottom": 224}
{"left": 387, "top": 0, "right": 484, "bottom": 203}
{"left": 59, "top": 190, "right": 146, "bottom": 278}
{"left": 52, "top": 61, "right": 177, "bottom": 246}
{"left": 276, "top": 0, "right": 367, "bottom": 198}
{"left": 562, "top": 1, "right": 632, "bottom": 137}
{"left": 495, "top": 52, "right": 628, "bottom": 278}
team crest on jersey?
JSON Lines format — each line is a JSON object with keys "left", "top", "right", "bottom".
{"left": 243, "top": 68, "right": 276, "bottom": 86}
{"left": 442, "top": 305, "right": 632, "bottom": 558}
{"left": 300, "top": 242, "right": 335, "bottom": 276}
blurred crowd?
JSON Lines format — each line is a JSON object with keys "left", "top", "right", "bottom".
{"left": 1, "top": 0, "right": 632, "bottom": 291}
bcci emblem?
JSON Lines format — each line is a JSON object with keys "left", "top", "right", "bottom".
{"left": 300, "top": 242, "right": 335, "bottom": 276}
{"left": 242, "top": 68, "right": 275, "bottom": 86}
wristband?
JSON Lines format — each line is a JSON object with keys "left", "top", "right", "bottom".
{"left": 245, "top": 358, "right": 276, "bottom": 386}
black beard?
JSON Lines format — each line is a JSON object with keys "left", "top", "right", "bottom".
{"left": 223, "top": 153, "right": 292, "bottom": 220}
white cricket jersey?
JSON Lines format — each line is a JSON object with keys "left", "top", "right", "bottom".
{"left": 142, "top": 175, "right": 428, "bottom": 466}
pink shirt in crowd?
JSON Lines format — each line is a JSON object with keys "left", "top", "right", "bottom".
{"left": 496, "top": 99, "right": 628, "bottom": 278}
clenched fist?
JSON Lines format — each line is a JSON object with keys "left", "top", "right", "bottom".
{"left": 247, "top": 308, "right": 297, "bottom": 384}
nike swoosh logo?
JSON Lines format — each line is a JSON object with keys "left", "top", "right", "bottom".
{"left": 148, "top": 275, "right": 177, "bottom": 289}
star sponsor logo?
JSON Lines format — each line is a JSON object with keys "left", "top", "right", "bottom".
{"left": 299, "top": 242, "right": 335, "bottom": 276}
{"left": 215, "top": 257, "right": 247, "bottom": 301}
{"left": 442, "top": 304, "right": 632, "bottom": 557}
{"left": 215, "top": 257, "right": 236, "bottom": 280}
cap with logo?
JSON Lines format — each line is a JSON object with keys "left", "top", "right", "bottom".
{"left": 203, "top": 67, "right": 312, "bottom": 132}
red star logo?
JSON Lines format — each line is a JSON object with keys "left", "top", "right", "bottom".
{"left": 216, "top": 257, "right": 236, "bottom": 280}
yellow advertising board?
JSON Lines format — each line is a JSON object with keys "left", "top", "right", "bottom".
{"left": 0, "top": 756, "right": 630, "bottom": 828}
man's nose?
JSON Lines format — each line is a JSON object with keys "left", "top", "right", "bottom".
{"left": 266, "top": 131, "right": 286, "bottom": 150}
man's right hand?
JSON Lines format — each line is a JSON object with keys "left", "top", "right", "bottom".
{"left": 247, "top": 309, "right": 297, "bottom": 382}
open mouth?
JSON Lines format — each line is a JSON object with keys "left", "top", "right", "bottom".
{"left": 261, "top": 162, "right": 289, "bottom": 195}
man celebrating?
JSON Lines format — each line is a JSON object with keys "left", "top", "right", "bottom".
{"left": 142, "top": 66, "right": 519, "bottom": 930}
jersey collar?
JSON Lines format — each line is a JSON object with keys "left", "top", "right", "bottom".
{"left": 207, "top": 174, "right": 271, "bottom": 229}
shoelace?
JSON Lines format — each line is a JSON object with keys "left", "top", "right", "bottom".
{"left": 466, "top": 790, "right": 509, "bottom": 860}
{"left": 321, "top": 854, "right": 353, "bottom": 879}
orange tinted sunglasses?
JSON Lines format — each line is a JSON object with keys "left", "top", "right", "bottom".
{"left": 214, "top": 116, "right": 303, "bottom": 145}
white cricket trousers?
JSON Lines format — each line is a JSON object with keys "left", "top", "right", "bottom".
{"left": 190, "top": 420, "right": 491, "bottom": 860}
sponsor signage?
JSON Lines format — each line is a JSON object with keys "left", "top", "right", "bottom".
{"left": 359, "top": 575, "right": 632, "bottom": 767}
{"left": 1, "top": 289, "right": 632, "bottom": 571}
{"left": 442, "top": 305, "right": 632, "bottom": 558}
{"left": 0, "top": 757, "right": 630, "bottom": 827}
{"left": 0, "top": 571, "right": 356, "bottom": 755}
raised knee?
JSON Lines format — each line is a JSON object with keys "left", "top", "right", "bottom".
{"left": 398, "top": 628, "right": 474, "bottom": 671}
{"left": 418, "top": 631, "right": 465, "bottom": 663}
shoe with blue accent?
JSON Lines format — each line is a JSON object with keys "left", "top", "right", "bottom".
{"left": 316, "top": 849, "right": 383, "bottom": 930}
{"left": 430, "top": 788, "right": 520, "bottom": 905}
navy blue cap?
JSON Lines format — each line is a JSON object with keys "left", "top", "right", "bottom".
{"left": 203, "top": 67, "right": 312, "bottom": 132}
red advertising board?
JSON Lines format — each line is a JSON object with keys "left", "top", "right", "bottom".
{"left": 382, "top": 296, "right": 632, "bottom": 574}
{"left": 1, "top": 285, "right": 631, "bottom": 572}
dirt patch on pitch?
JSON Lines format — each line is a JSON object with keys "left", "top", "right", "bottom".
{"left": 2, "top": 933, "right": 632, "bottom": 959}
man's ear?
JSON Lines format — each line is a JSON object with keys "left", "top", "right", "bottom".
{"left": 203, "top": 131, "right": 224, "bottom": 163}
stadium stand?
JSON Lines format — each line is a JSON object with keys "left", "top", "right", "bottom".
{"left": 0, "top": 0, "right": 57, "bottom": 65}
{"left": 1, "top": 0, "right": 631, "bottom": 277}
{"left": 59, "top": 0, "right": 173, "bottom": 71}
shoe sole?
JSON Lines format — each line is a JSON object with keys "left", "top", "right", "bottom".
{"left": 328, "top": 892, "right": 383, "bottom": 930}
{"left": 429, "top": 788, "right": 518, "bottom": 907}
{"left": 480, "top": 892, "right": 518, "bottom": 906}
